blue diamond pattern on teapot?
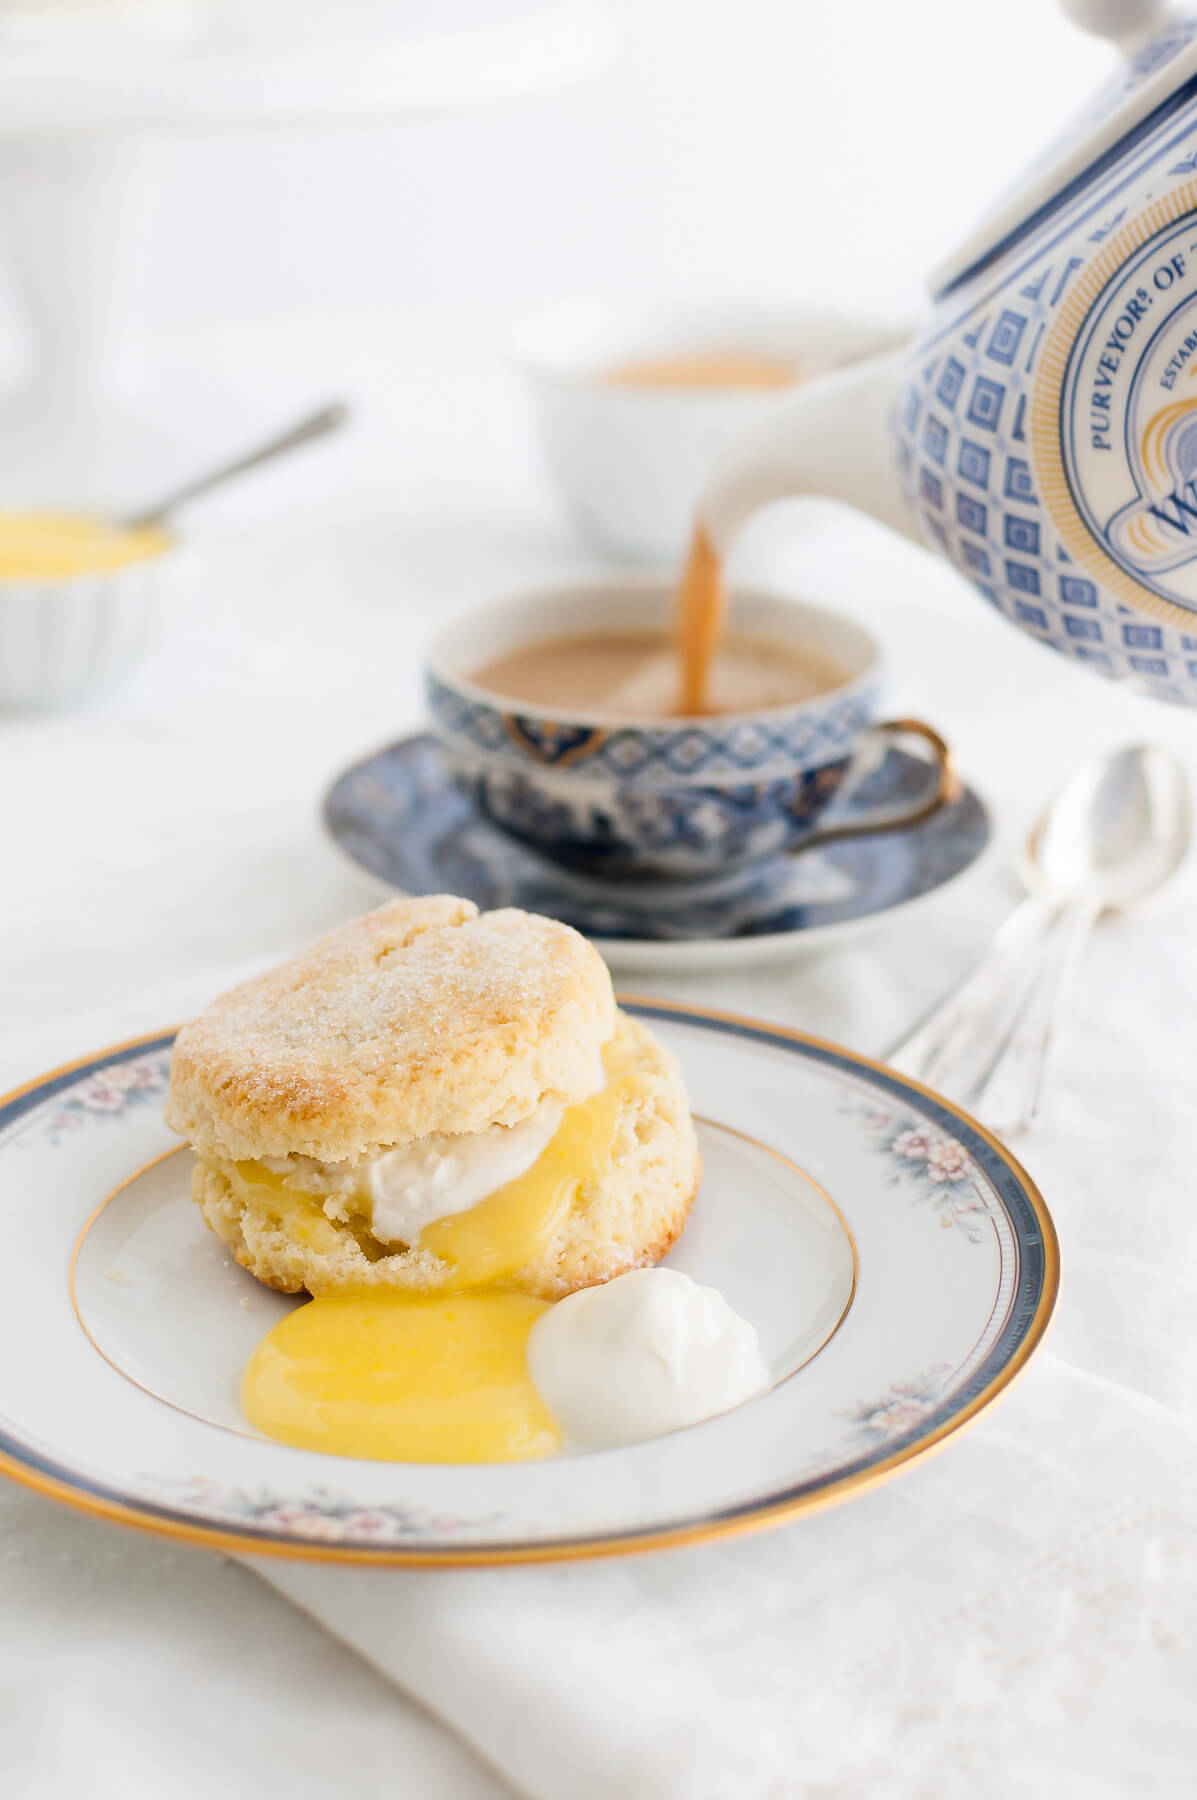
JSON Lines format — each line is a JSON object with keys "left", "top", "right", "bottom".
{"left": 886, "top": 88, "right": 1197, "bottom": 707}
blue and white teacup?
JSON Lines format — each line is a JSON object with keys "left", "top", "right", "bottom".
{"left": 425, "top": 578, "right": 955, "bottom": 882}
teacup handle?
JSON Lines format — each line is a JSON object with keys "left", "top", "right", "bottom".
{"left": 795, "top": 718, "right": 959, "bottom": 851}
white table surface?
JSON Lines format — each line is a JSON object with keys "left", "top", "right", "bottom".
{"left": 4, "top": 318, "right": 1197, "bottom": 1798}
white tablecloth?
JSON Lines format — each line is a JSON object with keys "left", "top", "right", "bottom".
{"left": 4, "top": 323, "right": 1197, "bottom": 1798}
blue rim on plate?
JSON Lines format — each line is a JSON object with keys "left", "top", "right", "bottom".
{"left": 322, "top": 734, "right": 992, "bottom": 946}
{"left": 0, "top": 1003, "right": 1057, "bottom": 1565}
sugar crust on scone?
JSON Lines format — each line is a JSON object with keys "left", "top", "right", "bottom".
{"left": 165, "top": 896, "right": 617, "bottom": 1165}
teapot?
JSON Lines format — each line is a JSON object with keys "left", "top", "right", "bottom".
{"left": 698, "top": 0, "right": 1197, "bottom": 706}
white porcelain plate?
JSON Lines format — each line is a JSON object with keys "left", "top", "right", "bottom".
{"left": 0, "top": 1002, "right": 1057, "bottom": 1565}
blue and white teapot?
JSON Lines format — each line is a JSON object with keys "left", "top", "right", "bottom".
{"left": 699, "top": 0, "right": 1197, "bottom": 705}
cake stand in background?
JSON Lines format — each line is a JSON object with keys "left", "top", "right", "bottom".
{"left": 0, "top": 0, "right": 608, "bottom": 499}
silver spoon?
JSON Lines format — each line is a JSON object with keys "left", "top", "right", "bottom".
{"left": 887, "top": 744, "right": 1192, "bottom": 1131}
{"left": 118, "top": 400, "right": 350, "bottom": 531}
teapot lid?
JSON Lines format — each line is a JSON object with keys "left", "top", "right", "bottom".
{"left": 930, "top": 2, "right": 1197, "bottom": 295}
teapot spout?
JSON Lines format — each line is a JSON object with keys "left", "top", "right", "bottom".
{"left": 698, "top": 347, "right": 922, "bottom": 554}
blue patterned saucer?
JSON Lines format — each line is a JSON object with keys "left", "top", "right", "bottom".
{"left": 323, "top": 735, "right": 992, "bottom": 970}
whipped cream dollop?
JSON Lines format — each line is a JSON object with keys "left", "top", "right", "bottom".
{"left": 260, "top": 1052, "right": 607, "bottom": 1247}
{"left": 526, "top": 1267, "right": 771, "bottom": 1449}
{"left": 366, "top": 1100, "right": 565, "bottom": 1245}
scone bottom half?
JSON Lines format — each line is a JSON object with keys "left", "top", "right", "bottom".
{"left": 166, "top": 898, "right": 700, "bottom": 1301}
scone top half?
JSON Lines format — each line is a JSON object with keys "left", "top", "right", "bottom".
{"left": 167, "top": 896, "right": 617, "bottom": 1166}
{"left": 166, "top": 897, "right": 699, "bottom": 1301}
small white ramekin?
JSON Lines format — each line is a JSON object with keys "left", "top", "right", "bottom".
{"left": 0, "top": 540, "right": 180, "bottom": 710}
{"left": 511, "top": 300, "right": 911, "bottom": 564}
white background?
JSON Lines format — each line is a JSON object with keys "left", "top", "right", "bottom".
{"left": 22, "top": 0, "right": 1115, "bottom": 335}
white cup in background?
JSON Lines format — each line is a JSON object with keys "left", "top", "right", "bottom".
{"left": 510, "top": 300, "right": 911, "bottom": 564}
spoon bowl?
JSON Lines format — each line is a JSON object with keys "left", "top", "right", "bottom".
{"left": 1021, "top": 744, "right": 1192, "bottom": 911}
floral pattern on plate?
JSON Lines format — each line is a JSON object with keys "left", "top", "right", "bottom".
{"left": 154, "top": 1479, "right": 502, "bottom": 1544}
{"left": 839, "top": 1092, "right": 996, "bottom": 1244}
{"left": 844, "top": 1364, "right": 954, "bottom": 1446}
{"left": 17, "top": 1053, "right": 170, "bottom": 1148}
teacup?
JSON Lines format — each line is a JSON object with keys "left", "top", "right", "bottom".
{"left": 511, "top": 301, "right": 911, "bottom": 562}
{"left": 424, "top": 578, "right": 955, "bottom": 883}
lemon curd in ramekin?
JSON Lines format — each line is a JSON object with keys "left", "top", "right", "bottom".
{"left": 0, "top": 511, "right": 171, "bottom": 578}
{"left": 0, "top": 510, "right": 178, "bottom": 710}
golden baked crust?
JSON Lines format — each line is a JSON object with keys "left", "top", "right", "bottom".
{"left": 165, "top": 896, "right": 617, "bottom": 1164}
{"left": 191, "top": 1012, "right": 699, "bottom": 1300}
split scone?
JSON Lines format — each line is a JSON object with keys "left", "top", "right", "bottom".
{"left": 165, "top": 896, "right": 699, "bottom": 1300}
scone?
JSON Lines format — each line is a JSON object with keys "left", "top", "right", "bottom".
{"left": 166, "top": 896, "right": 699, "bottom": 1299}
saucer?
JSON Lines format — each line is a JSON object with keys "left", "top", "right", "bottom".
{"left": 0, "top": 1002, "right": 1056, "bottom": 1563}
{"left": 323, "top": 735, "right": 992, "bottom": 972}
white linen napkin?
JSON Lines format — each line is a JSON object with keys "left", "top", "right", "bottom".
{"left": 253, "top": 1359, "right": 1197, "bottom": 1800}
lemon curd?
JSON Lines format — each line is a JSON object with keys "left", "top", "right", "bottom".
{"left": 239, "top": 1036, "right": 649, "bottom": 1464}
{"left": 421, "top": 1035, "right": 641, "bottom": 1286}
{"left": 229, "top": 1162, "right": 345, "bottom": 1255}
{"left": 0, "top": 511, "right": 171, "bottom": 579}
{"left": 242, "top": 1291, "right": 560, "bottom": 1463}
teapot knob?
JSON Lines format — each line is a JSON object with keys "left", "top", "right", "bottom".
{"left": 1058, "top": 0, "right": 1171, "bottom": 41}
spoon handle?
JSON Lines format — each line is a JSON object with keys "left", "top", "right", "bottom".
{"left": 884, "top": 889, "right": 1061, "bottom": 1088}
{"left": 964, "top": 890, "right": 1102, "bottom": 1136}
{"left": 120, "top": 401, "right": 350, "bottom": 530}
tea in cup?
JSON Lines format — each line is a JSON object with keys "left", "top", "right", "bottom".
{"left": 425, "top": 579, "right": 954, "bottom": 882}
